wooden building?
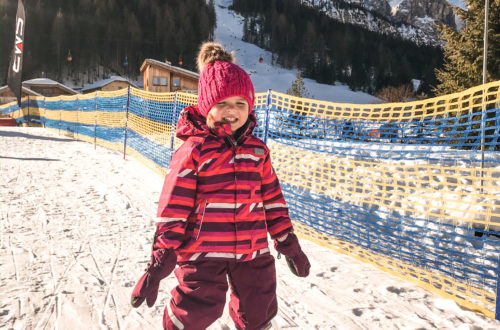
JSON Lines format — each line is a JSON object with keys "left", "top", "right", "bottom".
{"left": 23, "top": 78, "right": 78, "bottom": 97}
{"left": 0, "top": 85, "right": 42, "bottom": 105}
{"left": 140, "top": 59, "right": 199, "bottom": 93}
{"left": 81, "top": 76, "right": 138, "bottom": 94}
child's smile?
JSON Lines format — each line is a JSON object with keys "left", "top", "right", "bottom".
{"left": 209, "top": 96, "right": 249, "bottom": 133}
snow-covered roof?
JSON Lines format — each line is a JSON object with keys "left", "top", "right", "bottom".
{"left": 81, "top": 76, "right": 138, "bottom": 93}
{"left": 0, "top": 85, "right": 42, "bottom": 96}
{"left": 140, "top": 59, "right": 199, "bottom": 80}
{"left": 23, "top": 78, "right": 79, "bottom": 95}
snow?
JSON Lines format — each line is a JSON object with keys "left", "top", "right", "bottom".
{"left": 389, "top": 1, "right": 465, "bottom": 11}
{"left": 213, "top": 0, "right": 379, "bottom": 104}
{"left": 1, "top": 1, "right": 498, "bottom": 329}
{"left": 1, "top": 126, "right": 499, "bottom": 329}
{"left": 23, "top": 78, "right": 61, "bottom": 85}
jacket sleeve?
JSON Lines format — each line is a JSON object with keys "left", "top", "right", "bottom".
{"left": 153, "top": 140, "right": 199, "bottom": 250}
{"left": 261, "top": 151, "right": 294, "bottom": 239}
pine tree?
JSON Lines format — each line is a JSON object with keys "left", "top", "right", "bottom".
{"left": 434, "top": 0, "right": 500, "bottom": 95}
{"left": 286, "top": 71, "right": 310, "bottom": 98}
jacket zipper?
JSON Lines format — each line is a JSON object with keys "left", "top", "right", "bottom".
{"left": 196, "top": 200, "right": 208, "bottom": 240}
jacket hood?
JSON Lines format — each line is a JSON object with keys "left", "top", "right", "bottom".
{"left": 176, "top": 105, "right": 257, "bottom": 141}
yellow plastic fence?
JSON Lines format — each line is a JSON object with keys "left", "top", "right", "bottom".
{"left": 1, "top": 81, "right": 499, "bottom": 319}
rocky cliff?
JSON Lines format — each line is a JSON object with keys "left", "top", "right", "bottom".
{"left": 301, "top": 0, "right": 460, "bottom": 46}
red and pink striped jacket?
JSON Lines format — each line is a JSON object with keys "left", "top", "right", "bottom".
{"left": 154, "top": 105, "right": 294, "bottom": 262}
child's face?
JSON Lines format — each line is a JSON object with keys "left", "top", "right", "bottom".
{"left": 208, "top": 96, "right": 249, "bottom": 133}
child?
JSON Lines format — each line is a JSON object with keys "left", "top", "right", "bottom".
{"left": 131, "top": 42, "right": 310, "bottom": 330}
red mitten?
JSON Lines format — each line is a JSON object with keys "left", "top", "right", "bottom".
{"left": 131, "top": 248, "right": 177, "bottom": 308}
{"left": 275, "top": 233, "right": 310, "bottom": 277}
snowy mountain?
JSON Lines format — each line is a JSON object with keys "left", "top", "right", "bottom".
{"left": 213, "top": 0, "right": 379, "bottom": 104}
{"left": 300, "top": 0, "right": 466, "bottom": 46}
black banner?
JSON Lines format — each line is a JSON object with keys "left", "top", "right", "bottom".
{"left": 7, "top": 0, "right": 26, "bottom": 104}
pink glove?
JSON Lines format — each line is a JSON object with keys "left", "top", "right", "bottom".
{"left": 275, "top": 233, "right": 310, "bottom": 277}
{"left": 131, "top": 248, "right": 177, "bottom": 308}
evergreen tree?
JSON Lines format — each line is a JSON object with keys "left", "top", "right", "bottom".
{"left": 286, "top": 71, "right": 310, "bottom": 98}
{"left": 434, "top": 0, "right": 500, "bottom": 95}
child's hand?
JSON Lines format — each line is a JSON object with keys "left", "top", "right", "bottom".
{"left": 131, "top": 248, "right": 177, "bottom": 308}
{"left": 275, "top": 233, "right": 311, "bottom": 277}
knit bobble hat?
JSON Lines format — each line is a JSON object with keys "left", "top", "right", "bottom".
{"left": 196, "top": 42, "right": 255, "bottom": 117}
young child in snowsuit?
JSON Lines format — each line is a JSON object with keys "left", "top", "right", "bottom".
{"left": 131, "top": 42, "right": 311, "bottom": 330}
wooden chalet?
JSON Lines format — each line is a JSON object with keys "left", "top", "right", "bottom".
{"left": 140, "top": 59, "right": 199, "bottom": 93}
{"left": 23, "top": 78, "right": 78, "bottom": 97}
{"left": 81, "top": 76, "right": 138, "bottom": 94}
{"left": 0, "top": 85, "right": 42, "bottom": 105}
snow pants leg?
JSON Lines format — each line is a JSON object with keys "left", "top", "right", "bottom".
{"left": 163, "top": 261, "right": 228, "bottom": 330}
{"left": 163, "top": 254, "right": 277, "bottom": 330}
{"left": 227, "top": 254, "right": 277, "bottom": 330}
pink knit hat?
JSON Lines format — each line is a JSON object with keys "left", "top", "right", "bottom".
{"left": 197, "top": 42, "right": 255, "bottom": 117}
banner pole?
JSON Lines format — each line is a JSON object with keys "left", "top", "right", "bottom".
{"left": 7, "top": 0, "right": 25, "bottom": 105}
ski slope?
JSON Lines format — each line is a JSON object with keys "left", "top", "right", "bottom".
{"left": 1, "top": 127, "right": 499, "bottom": 329}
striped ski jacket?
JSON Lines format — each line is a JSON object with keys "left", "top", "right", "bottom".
{"left": 154, "top": 105, "right": 294, "bottom": 262}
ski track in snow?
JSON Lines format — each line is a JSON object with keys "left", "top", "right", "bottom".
{"left": 1, "top": 127, "right": 499, "bottom": 330}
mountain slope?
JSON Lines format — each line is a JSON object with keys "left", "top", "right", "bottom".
{"left": 213, "top": 0, "right": 379, "bottom": 103}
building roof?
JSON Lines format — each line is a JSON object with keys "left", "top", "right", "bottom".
{"left": 0, "top": 85, "right": 42, "bottom": 96}
{"left": 81, "top": 76, "right": 138, "bottom": 93}
{"left": 140, "top": 59, "right": 199, "bottom": 80}
{"left": 23, "top": 78, "right": 79, "bottom": 95}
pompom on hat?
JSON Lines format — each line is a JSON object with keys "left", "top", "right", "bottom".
{"left": 196, "top": 42, "right": 255, "bottom": 117}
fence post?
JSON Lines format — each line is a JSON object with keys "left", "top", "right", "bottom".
{"left": 263, "top": 89, "right": 272, "bottom": 145}
{"left": 170, "top": 91, "right": 178, "bottom": 150}
{"left": 123, "top": 86, "right": 131, "bottom": 160}
{"left": 94, "top": 92, "right": 98, "bottom": 149}
{"left": 26, "top": 96, "right": 30, "bottom": 126}
{"left": 496, "top": 254, "right": 500, "bottom": 320}
{"left": 59, "top": 96, "right": 62, "bottom": 135}
{"left": 75, "top": 96, "right": 79, "bottom": 140}
{"left": 42, "top": 97, "right": 46, "bottom": 128}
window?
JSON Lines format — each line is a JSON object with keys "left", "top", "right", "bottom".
{"left": 173, "top": 78, "right": 180, "bottom": 87}
{"left": 161, "top": 78, "right": 167, "bottom": 86}
{"left": 153, "top": 77, "right": 160, "bottom": 86}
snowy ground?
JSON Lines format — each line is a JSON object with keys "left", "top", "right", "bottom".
{"left": 1, "top": 127, "right": 500, "bottom": 330}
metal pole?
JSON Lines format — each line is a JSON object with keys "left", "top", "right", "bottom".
{"left": 59, "top": 96, "right": 62, "bottom": 135}
{"left": 42, "top": 97, "right": 46, "bottom": 128}
{"left": 94, "top": 92, "right": 98, "bottom": 149}
{"left": 480, "top": 0, "right": 489, "bottom": 190}
{"left": 76, "top": 96, "right": 79, "bottom": 140}
{"left": 27, "top": 96, "right": 30, "bottom": 126}
{"left": 123, "top": 86, "right": 131, "bottom": 160}
{"left": 170, "top": 91, "right": 178, "bottom": 150}
{"left": 482, "top": 0, "right": 489, "bottom": 86}
{"left": 496, "top": 253, "right": 500, "bottom": 320}
{"left": 263, "top": 89, "right": 272, "bottom": 145}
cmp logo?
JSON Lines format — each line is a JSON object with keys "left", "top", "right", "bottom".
{"left": 12, "top": 16, "right": 24, "bottom": 73}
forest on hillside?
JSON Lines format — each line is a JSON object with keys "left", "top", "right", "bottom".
{"left": 231, "top": 0, "right": 444, "bottom": 96}
{"left": 0, "top": 0, "right": 216, "bottom": 87}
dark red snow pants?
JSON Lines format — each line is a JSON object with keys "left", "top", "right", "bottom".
{"left": 163, "top": 254, "right": 277, "bottom": 330}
